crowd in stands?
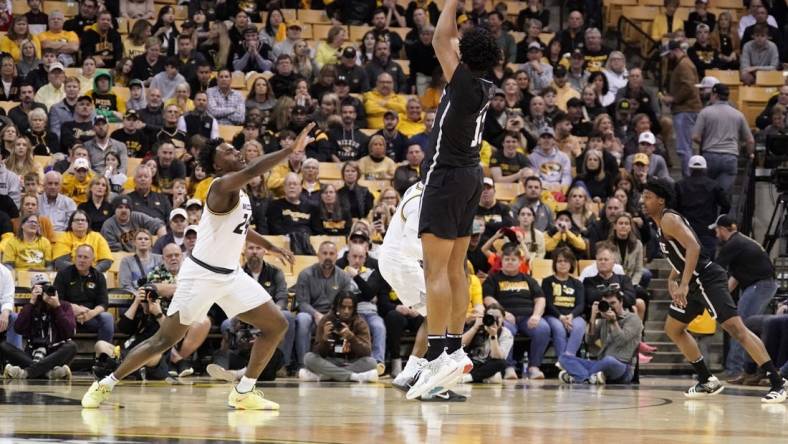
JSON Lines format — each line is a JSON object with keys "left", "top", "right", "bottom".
{"left": 0, "top": 0, "right": 785, "bottom": 384}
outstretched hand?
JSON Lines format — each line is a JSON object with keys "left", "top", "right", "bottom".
{"left": 293, "top": 123, "right": 316, "bottom": 154}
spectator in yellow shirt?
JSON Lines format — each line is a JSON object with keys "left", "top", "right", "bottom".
{"left": 61, "top": 158, "right": 96, "bottom": 205}
{"left": 0, "top": 16, "right": 41, "bottom": 62}
{"left": 364, "top": 72, "right": 408, "bottom": 129}
{"left": 358, "top": 135, "right": 397, "bottom": 180}
{"left": 315, "top": 25, "right": 348, "bottom": 69}
{"left": 397, "top": 98, "right": 427, "bottom": 138}
{"left": 52, "top": 209, "right": 113, "bottom": 272}
{"left": 650, "top": 0, "right": 687, "bottom": 43}
{"left": 2, "top": 214, "right": 53, "bottom": 270}
{"left": 38, "top": 11, "right": 79, "bottom": 67}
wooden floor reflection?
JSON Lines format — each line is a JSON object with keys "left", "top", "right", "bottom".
{"left": 1, "top": 377, "right": 786, "bottom": 443}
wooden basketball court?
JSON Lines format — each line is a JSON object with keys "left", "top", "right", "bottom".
{"left": 1, "top": 376, "right": 785, "bottom": 443}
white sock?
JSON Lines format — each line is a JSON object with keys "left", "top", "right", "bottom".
{"left": 349, "top": 372, "right": 361, "bottom": 382}
{"left": 235, "top": 375, "right": 257, "bottom": 393}
{"left": 462, "top": 374, "right": 473, "bottom": 383}
{"left": 100, "top": 373, "right": 119, "bottom": 389}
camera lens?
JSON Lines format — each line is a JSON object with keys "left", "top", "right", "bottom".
{"left": 483, "top": 314, "right": 496, "bottom": 327}
{"left": 598, "top": 300, "right": 610, "bottom": 312}
{"left": 43, "top": 285, "right": 56, "bottom": 296}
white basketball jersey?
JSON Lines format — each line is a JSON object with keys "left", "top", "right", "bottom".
{"left": 191, "top": 182, "right": 252, "bottom": 270}
{"left": 381, "top": 182, "right": 423, "bottom": 261}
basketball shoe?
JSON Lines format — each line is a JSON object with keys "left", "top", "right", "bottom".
{"left": 81, "top": 381, "right": 114, "bottom": 408}
{"left": 685, "top": 376, "right": 724, "bottom": 398}
{"left": 392, "top": 356, "right": 427, "bottom": 392}
{"left": 762, "top": 378, "right": 788, "bottom": 404}
{"left": 228, "top": 387, "right": 280, "bottom": 410}
{"left": 406, "top": 352, "right": 460, "bottom": 400}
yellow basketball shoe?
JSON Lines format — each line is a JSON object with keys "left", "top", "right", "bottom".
{"left": 81, "top": 381, "right": 113, "bottom": 408}
{"left": 228, "top": 387, "right": 280, "bottom": 410}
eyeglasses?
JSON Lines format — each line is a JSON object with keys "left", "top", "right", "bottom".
{"left": 24, "top": 219, "right": 39, "bottom": 225}
{"left": 72, "top": 218, "right": 88, "bottom": 223}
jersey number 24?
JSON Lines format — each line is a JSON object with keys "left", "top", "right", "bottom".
{"left": 233, "top": 214, "right": 250, "bottom": 235}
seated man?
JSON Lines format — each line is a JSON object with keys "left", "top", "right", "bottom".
{"left": 153, "top": 208, "right": 188, "bottom": 254}
{"left": 127, "top": 165, "right": 172, "bottom": 222}
{"left": 266, "top": 173, "right": 314, "bottom": 236}
{"left": 145, "top": 243, "right": 212, "bottom": 377}
{"left": 510, "top": 176, "right": 554, "bottom": 232}
{"left": 364, "top": 72, "right": 407, "bottom": 129}
{"left": 582, "top": 241, "right": 639, "bottom": 319}
{"left": 294, "top": 241, "right": 353, "bottom": 370}
{"left": 490, "top": 131, "right": 533, "bottom": 184}
{"left": 53, "top": 245, "right": 115, "bottom": 361}
{"left": 740, "top": 24, "right": 780, "bottom": 85}
{"left": 393, "top": 144, "right": 423, "bottom": 196}
{"left": 558, "top": 286, "right": 642, "bottom": 384}
{"left": 299, "top": 291, "right": 379, "bottom": 383}
{"left": 154, "top": 142, "right": 187, "bottom": 193}
{"left": 528, "top": 127, "right": 571, "bottom": 193}
{"left": 101, "top": 195, "right": 167, "bottom": 252}
{"left": 460, "top": 303, "right": 513, "bottom": 383}
{"left": 0, "top": 273, "right": 77, "bottom": 380}
{"left": 88, "top": 70, "right": 126, "bottom": 123}
{"left": 37, "top": 171, "right": 77, "bottom": 232}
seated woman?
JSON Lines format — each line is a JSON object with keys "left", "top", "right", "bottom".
{"left": 52, "top": 210, "right": 113, "bottom": 272}
{"left": 460, "top": 303, "right": 513, "bottom": 384}
{"left": 516, "top": 206, "right": 546, "bottom": 260}
{"left": 2, "top": 214, "right": 52, "bottom": 270}
{"left": 482, "top": 243, "right": 550, "bottom": 380}
{"left": 118, "top": 229, "right": 163, "bottom": 294}
{"left": 545, "top": 210, "right": 588, "bottom": 259}
{"left": 358, "top": 135, "right": 397, "bottom": 180}
{"left": 310, "top": 184, "right": 352, "bottom": 236}
{"left": 608, "top": 213, "right": 651, "bottom": 317}
{"left": 78, "top": 176, "right": 114, "bottom": 232}
{"left": 565, "top": 185, "right": 598, "bottom": 238}
{"left": 541, "top": 247, "right": 586, "bottom": 358}
{"left": 573, "top": 149, "right": 615, "bottom": 203}
{"left": 337, "top": 161, "right": 374, "bottom": 220}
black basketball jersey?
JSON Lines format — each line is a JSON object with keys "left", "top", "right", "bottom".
{"left": 657, "top": 209, "right": 712, "bottom": 277}
{"left": 422, "top": 64, "right": 494, "bottom": 181}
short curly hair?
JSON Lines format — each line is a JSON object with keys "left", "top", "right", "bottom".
{"left": 459, "top": 27, "right": 500, "bottom": 73}
{"left": 198, "top": 138, "right": 226, "bottom": 176}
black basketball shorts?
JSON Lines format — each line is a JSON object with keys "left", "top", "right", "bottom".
{"left": 419, "top": 165, "right": 484, "bottom": 239}
{"left": 668, "top": 263, "right": 739, "bottom": 324}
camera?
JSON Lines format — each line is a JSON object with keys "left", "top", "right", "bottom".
{"left": 136, "top": 276, "right": 148, "bottom": 287}
{"left": 332, "top": 318, "right": 343, "bottom": 331}
{"left": 482, "top": 314, "right": 496, "bottom": 327}
{"left": 598, "top": 300, "right": 611, "bottom": 312}
{"left": 141, "top": 284, "right": 159, "bottom": 301}
{"left": 42, "top": 285, "right": 56, "bottom": 297}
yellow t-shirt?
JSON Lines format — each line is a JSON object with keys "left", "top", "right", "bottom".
{"left": 123, "top": 37, "right": 146, "bottom": 59}
{"left": 53, "top": 231, "right": 113, "bottom": 265}
{"left": 358, "top": 155, "right": 397, "bottom": 180}
{"left": 2, "top": 236, "right": 52, "bottom": 270}
{"left": 467, "top": 273, "right": 483, "bottom": 316}
{"left": 0, "top": 35, "right": 41, "bottom": 62}
{"left": 62, "top": 171, "right": 96, "bottom": 205}
{"left": 38, "top": 30, "right": 79, "bottom": 47}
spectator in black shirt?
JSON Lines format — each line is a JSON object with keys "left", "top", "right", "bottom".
{"left": 337, "top": 161, "right": 374, "bottom": 219}
{"left": 405, "top": 25, "right": 438, "bottom": 96}
{"left": 517, "top": 0, "right": 551, "bottom": 32}
{"left": 8, "top": 83, "right": 45, "bottom": 135}
{"left": 130, "top": 38, "right": 166, "bottom": 86}
{"left": 111, "top": 110, "right": 151, "bottom": 158}
{"left": 685, "top": 0, "right": 716, "bottom": 38}
{"left": 231, "top": 27, "right": 273, "bottom": 74}
{"left": 329, "top": 101, "right": 369, "bottom": 162}
{"left": 60, "top": 95, "right": 97, "bottom": 149}
{"left": 154, "top": 141, "right": 186, "bottom": 193}
{"left": 327, "top": 0, "right": 377, "bottom": 26}
{"left": 542, "top": 247, "right": 586, "bottom": 357}
{"left": 558, "top": 10, "right": 585, "bottom": 55}
{"left": 375, "top": 111, "right": 408, "bottom": 161}
{"left": 335, "top": 48, "right": 370, "bottom": 94}
{"left": 137, "top": 88, "right": 165, "bottom": 132}
{"left": 688, "top": 24, "right": 719, "bottom": 78}
{"left": 364, "top": 39, "right": 407, "bottom": 94}
{"left": 476, "top": 178, "right": 515, "bottom": 243}
{"left": 393, "top": 143, "right": 423, "bottom": 195}
{"left": 79, "top": 10, "right": 123, "bottom": 70}
{"left": 675, "top": 155, "right": 730, "bottom": 258}
{"left": 189, "top": 62, "right": 217, "bottom": 99}
{"left": 53, "top": 244, "right": 115, "bottom": 357}
{"left": 64, "top": 0, "right": 99, "bottom": 33}
{"left": 269, "top": 55, "right": 304, "bottom": 99}
{"left": 482, "top": 243, "right": 550, "bottom": 380}
{"left": 490, "top": 131, "right": 533, "bottom": 183}
{"left": 370, "top": 8, "right": 404, "bottom": 56}
{"left": 310, "top": 183, "right": 352, "bottom": 236}
{"left": 267, "top": 173, "right": 314, "bottom": 236}
{"left": 712, "top": 214, "right": 778, "bottom": 378}
{"left": 582, "top": 241, "right": 637, "bottom": 318}
{"left": 127, "top": 164, "right": 171, "bottom": 222}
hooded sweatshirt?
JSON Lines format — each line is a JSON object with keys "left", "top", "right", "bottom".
{"left": 89, "top": 70, "right": 126, "bottom": 123}
{"left": 528, "top": 146, "right": 573, "bottom": 188}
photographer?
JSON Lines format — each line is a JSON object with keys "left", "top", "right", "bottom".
{"left": 0, "top": 273, "right": 76, "bottom": 380}
{"left": 557, "top": 287, "right": 643, "bottom": 384}
{"left": 94, "top": 284, "right": 169, "bottom": 380}
{"left": 299, "top": 292, "right": 379, "bottom": 383}
{"left": 582, "top": 241, "right": 637, "bottom": 319}
{"left": 206, "top": 317, "right": 285, "bottom": 383}
{"left": 460, "top": 303, "right": 513, "bottom": 383}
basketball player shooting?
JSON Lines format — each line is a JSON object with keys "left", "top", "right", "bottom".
{"left": 81, "top": 124, "right": 316, "bottom": 410}
{"left": 406, "top": 0, "right": 499, "bottom": 400}
{"left": 642, "top": 178, "right": 787, "bottom": 403}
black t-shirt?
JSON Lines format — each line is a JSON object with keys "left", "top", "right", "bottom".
{"left": 130, "top": 54, "right": 165, "bottom": 82}
{"left": 489, "top": 150, "right": 531, "bottom": 177}
{"left": 582, "top": 273, "right": 636, "bottom": 317}
{"left": 482, "top": 271, "right": 543, "bottom": 317}
{"left": 422, "top": 65, "right": 494, "bottom": 175}
{"left": 582, "top": 47, "right": 611, "bottom": 73}
{"left": 0, "top": 195, "right": 18, "bottom": 219}
{"left": 78, "top": 200, "right": 114, "bottom": 232}
{"left": 329, "top": 127, "right": 369, "bottom": 162}
{"left": 111, "top": 128, "right": 151, "bottom": 158}
{"left": 266, "top": 199, "right": 313, "bottom": 235}
{"left": 54, "top": 266, "right": 109, "bottom": 310}
{"left": 542, "top": 275, "right": 585, "bottom": 318}
{"left": 156, "top": 159, "right": 187, "bottom": 191}
{"left": 376, "top": 130, "right": 409, "bottom": 163}
{"left": 715, "top": 231, "right": 775, "bottom": 290}
{"left": 60, "top": 121, "right": 96, "bottom": 149}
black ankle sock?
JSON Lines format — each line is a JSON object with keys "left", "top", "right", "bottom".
{"left": 425, "top": 336, "right": 445, "bottom": 361}
{"left": 691, "top": 357, "right": 713, "bottom": 383}
{"left": 760, "top": 360, "right": 785, "bottom": 389}
{"left": 445, "top": 333, "right": 463, "bottom": 354}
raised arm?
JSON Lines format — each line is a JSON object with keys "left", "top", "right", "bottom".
{"left": 211, "top": 123, "right": 315, "bottom": 196}
{"left": 432, "top": 0, "right": 461, "bottom": 82}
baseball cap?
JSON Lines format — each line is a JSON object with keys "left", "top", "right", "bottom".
{"left": 30, "top": 272, "right": 50, "bottom": 286}
{"left": 185, "top": 225, "right": 198, "bottom": 235}
{"left": 77, "top": 95, "right": 93, "bottom": 103}
{"left": 493, "top": 87, "right": 505, "bottom": 97}
{"left": 457, "top": 14, "right": 469, "bottom": 25}
{"left": 554, "top": 65, "right": 567, "bottom": 77}
{"left": 711, "top": 83, "right": 730, "bottom": 97}
{"left": 48, "top": 62, "right": 65, "bottom": 72}
{"left": 341, "top": 47, "right": 356, "bottom": 59}
{"left": 287, "top": 20, "right": 303, "bottom": 29}
{"left": 482, "top": 177, "right": 494, "bottom": 187}
{"left": 695, "top": 76, "right": 720, "bottom": 89}
{"left": 660, "top": 39, "right": 683, "bottom": 56}
{"left": 617, "top": 99, "right": 631, "bottom": 111}
{"left": 383, "top": 110, "right": 398, "bottom": 119}
{"left": 335, "top": 75, "right": 349, "bottom": 85}
{"left": 186, "top": 198, "right": 203, "bottom": 209}
{"left": 94, "top": 115, "right": 108, "bottom": 125}
{"left": 528, "top": 41, "right": 542, "bottom": 51}
{"left": 125, "top": 109, "right": 138, "bottom": 120}
{"left": 708, "top": 214, "right": 735, "bottom": 230}
{"left": 539, "top": 127, "right": 555, "bottom": 138}
{"left": 113, "top": 195, "right": 132, "bottom": 209}
{"left": 169, "top": 208, "right": 187, "bottom": 221}
{"left": 633, "top": 153, "right": 650, "bottom": 166}
{"left": 349, "top": 230, "right": 370, "bottom": 242}
{"left": 638, "top": 131, "right": 656, "bottom": 145}
{"left": 570, "top": 49, "right": 584, "bottom": 59}
{"left": 128, "top": 79, "right": 144, "bottom": 88}
{"left": 73, "top": 157, "right": 90, "bottom": 171}
{"left": 689, "top": 155, "right": 707, "bottom": 169}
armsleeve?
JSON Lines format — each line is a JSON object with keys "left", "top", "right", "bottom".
{"left": 272, "top": 269, "right": 289, "bottom": 309}
{"left": 715, "top": 243, "right": 734, "bottom": 269}
{"left": 541, "top": 278, "right": 560, "bottom": 318}
{"left": 295, "top": 270, "right": 316, "bottom": 316}
{"left": 101, "top": 224, "right": 122, "bottom": 252}
{"left": 118, "top": 257, "right": 136, "bottom": 293}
